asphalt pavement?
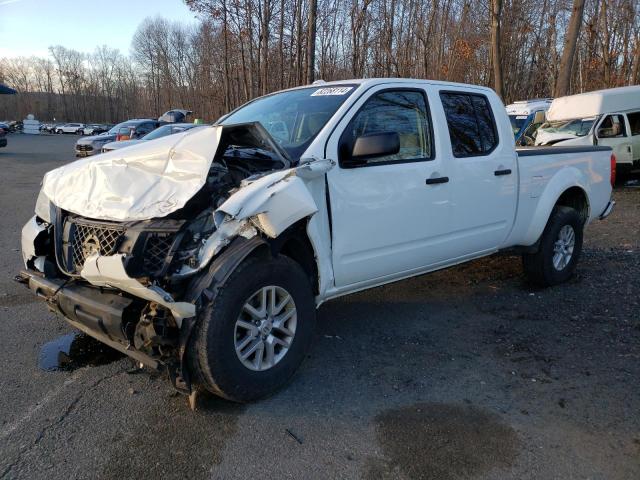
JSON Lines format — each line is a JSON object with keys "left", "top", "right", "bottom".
{"left": 0, "top": 134, "right": 638, "bottom": 479}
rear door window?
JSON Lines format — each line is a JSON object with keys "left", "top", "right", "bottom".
{"left": 440, "top": 92, "right": 498, "bottom": 157}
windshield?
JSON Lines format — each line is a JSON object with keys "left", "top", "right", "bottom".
{"left": 142, "top": 124, "right": 173, "bottom": 141}
{"left": 220, "top": 85, "right": 356, "bottom": 160}
{"left": 509, "top": 114, "right": 528, "bottom": 137}
{"left": 538, "top": 118, "right": 596, "bottom": 137}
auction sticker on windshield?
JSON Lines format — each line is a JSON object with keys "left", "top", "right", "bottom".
{"left": 311, "top": 87, "right": 353, "bottom": 96}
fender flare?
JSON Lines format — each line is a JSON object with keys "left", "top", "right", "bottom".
{"left": 521, "top": 167, "right": 590, "bottom": 246}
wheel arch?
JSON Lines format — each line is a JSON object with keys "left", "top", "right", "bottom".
{"left": 521, "top": 168, "right": 591, "bottom": 247}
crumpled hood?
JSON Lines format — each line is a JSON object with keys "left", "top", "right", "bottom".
{"left": 535, "top": 130, "right": 578, "bottom": 146}
{"left": 43, "top": 126, "right": 222, "bottom": 221}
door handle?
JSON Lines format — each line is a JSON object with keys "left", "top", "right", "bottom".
{"left": 425, "top": 176, "right": 449, "bottom": 185}
{"left": 494, "top": 169, "right": 512, "bottom": 176}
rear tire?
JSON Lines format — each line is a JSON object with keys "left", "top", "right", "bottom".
{"left": 189, "top": 254, "right": 316, "bottom": 402}
{"left": 522, "top": 206, "right": 583, "bottom": 287}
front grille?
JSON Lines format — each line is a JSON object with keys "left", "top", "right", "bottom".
{"left": 76, "top": 144, "right": 93, "bottom": 152}
{"left": 69, "top": 221, "right": 124, "bottom": 272}
{"left": 142, "top": 233, "right": 175, "bottom": 274}
{"left": 57, "top": 215, "right": 181, "bottom": 278}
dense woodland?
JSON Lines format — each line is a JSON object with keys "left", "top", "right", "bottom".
{"left": 0, "top": 0, "right": 639, "bottom": 123}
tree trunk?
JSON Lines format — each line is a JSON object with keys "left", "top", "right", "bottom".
{"left": 555, "top": 0, "right": 586, "bottom": 97}
{"left": 306, "top": 0, "right": 317, "bottom": 83}
{"left": 490, "top": 0, "right": 504, "bottom": 99}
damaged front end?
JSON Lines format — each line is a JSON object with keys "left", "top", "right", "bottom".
{"left": 18, "top": 122, "right": 326, "bottom": 394}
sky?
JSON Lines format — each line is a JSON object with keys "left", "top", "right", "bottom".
{"left": 0, "top": 0, "right": 199, "bottom": 58}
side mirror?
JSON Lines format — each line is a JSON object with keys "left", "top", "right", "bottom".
{"left": 342, "top": 132, "right": 400, "bottom": 167}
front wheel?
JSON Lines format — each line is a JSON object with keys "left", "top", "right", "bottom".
{"left": 522, "top": 206, "right": 584, "bottom": 286}
{"left": 189, "top": 254, "right": 316, "bottom": 402}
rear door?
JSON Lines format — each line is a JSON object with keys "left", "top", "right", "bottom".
{"left": 596, "top": 113, "right": 633, "bottom": 164}
{"left": 326, "top": 83, "right": 454, "bottom": 287}
{"left": 436, "top": 89, "right": 518, "bottom": 254}
{"left": 626, "top": 111, "right": 640, "bottom": 162}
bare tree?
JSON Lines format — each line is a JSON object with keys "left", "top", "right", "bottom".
{"left": 555, "top": 0, "right": 586, "bottom": 97}
{"left": 490, "top": 0, "right": 504, "bottom": 100}
{"left": 306, "top": 0, "right": 318, "bottom": 82}
{"left": 3, "top": 0, "right": 640, "bottom": 123}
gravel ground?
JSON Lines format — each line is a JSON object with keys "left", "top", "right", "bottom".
{"left": 0, "top": 134, "right": 638, "bottom": 480}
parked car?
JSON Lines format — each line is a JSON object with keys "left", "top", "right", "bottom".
{"left": 40, "top": 123, "right": 62, "bottom": 133}
{"left": 0, "top": 122, "right": 9, "bottom": 133}
{"left": 6, "top": 120, "right": 22, "bottom": 132}
{"left": 0, "top": 127, "right": 6, "bottom": 148}
{"left": 75, "top": 119, "right": 159, "bottom": 157}
{"left": 506, "top": 98, "right": 552, "bottom": 145}
{"left": 159, "top": 109, "right": 192, "bottom": 123}
{"left": 101, "top": 123, "right": 203, "bottom": 153}
{"left": 19, "top": 79, "right": 614, "bottom": 403}
{"left": 56, "top": 123, "right": 85, "bottom": 134}
{"left": 535, "top": 85, "right": 640, "bottom": 171}
{"left": 82, "top": 124, "right": 111, "bottom": 135}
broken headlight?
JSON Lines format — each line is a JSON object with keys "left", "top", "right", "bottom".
{"left": 35, "top": 188, "right": 52, "bottom": 224}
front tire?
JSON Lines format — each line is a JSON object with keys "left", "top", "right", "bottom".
{"left": 522, "top": 205, "right": 583, "bottom": 286}
{"left": 190, "top": 254, "right": 316, "bottom": 402}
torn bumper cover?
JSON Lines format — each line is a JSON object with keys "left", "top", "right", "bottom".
{"left": 80, "top": 253, "right": 195, "bottom": 324}
{"left": 17, "top": 269, "right": 162, "bottom": 369}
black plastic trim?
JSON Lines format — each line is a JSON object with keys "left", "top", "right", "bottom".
{"left": 425, "top": 176, "right": 449, "bottom": 185}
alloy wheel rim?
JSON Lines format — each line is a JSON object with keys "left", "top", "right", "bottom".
{"left": 552, "top": 224, "right": 575, "bottom": 271}
{"left": 234, "top": 285, "right": 297, "bottom": 371}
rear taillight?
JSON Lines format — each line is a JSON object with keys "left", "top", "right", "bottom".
{"left": 610, "top": 153, "right": 616, "bottom": 187}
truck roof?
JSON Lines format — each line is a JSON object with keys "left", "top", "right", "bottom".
{"left": 547, "top": 85, "right": 640, "bottom": 121}
{"left": 506, "top": 99, "right": 552, "bottom": 116}
{"left": 289, "top": 78, "right": 497, "bottom": 95}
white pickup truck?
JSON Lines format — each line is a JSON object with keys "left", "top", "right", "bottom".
{"left": 20, "top": 79, "right": 615, "bottom": 403}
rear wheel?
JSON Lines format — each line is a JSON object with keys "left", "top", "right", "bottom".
{"left": 522, "top": 206, "right": 583, "bottom": 286}
{"left": 189, "top": 254, "right": 316, "bottom": 402}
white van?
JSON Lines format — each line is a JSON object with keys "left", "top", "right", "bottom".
{"left": 506, "top": 98, "right": 552, "bottom": 145}
{"left": 535, "top": 85, "right": 640, "bottom": 168}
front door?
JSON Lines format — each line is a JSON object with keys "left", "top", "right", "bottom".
{"left": 596, "top": 113, "right": 633, "bottom": 164}
{"left": 325, "top": 84, "right": 454, "bottom": 288}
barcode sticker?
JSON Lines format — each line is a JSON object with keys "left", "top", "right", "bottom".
{"left": 311, "top": 87, "right": 353, "bottom": 96}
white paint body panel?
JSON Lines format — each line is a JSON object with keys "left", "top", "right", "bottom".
{"left": 506, "top": 150, "right": 611, "bottom": 247}
{"left": 546, "top": 86, "right": 640, "bottom": 122}
{"left": 505, "top": 99, "right": 552, "bottom": 116}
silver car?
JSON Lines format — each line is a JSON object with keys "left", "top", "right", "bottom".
{"left": 101, "top": 123, "right": 202, "bottom": 153}
{"left": 75, "top": 120, "right": 156, "bottom": 157}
